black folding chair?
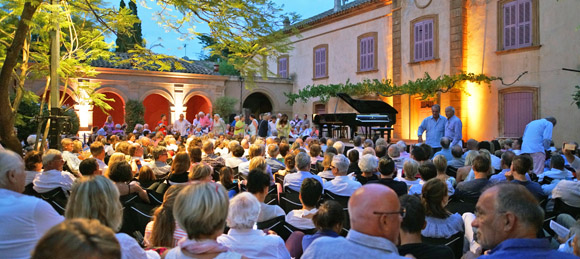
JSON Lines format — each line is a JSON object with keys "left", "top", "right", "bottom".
{"left": 280, "top": 188, "right": 302, "bottom": 214}
{"left": 422, "top": 231, "right": 464, "bottom": 259}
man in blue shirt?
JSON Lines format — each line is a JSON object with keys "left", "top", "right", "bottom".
{"left": 467, "top": 183, "right": 576, "bottom": 259}
{"left": 444, "top": 106, "right": 463, "bottom": 148}
{"left": 417, "top": 104, "right": 447, "bottom": 152}
{"left": 521, "top": 117, "right": 557, "bottom": 176}
{"left": 283, "top": 152, "right": 323, "bottom": 192}
{"left": 433, "top": 137, "right": 454, "bottom": 162}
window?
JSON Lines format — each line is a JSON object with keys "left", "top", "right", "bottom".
{"left": 358, "top": 32, "right": 378, "bottom": 72}
{"left": 277, "top": 55, "right": 289, "bottom": 78}
{"left": 313, "top": 44, "right": 328, "bottom": 79}
{"left": 410, "top": 15, "right": 438, "bottom": 63}
{"left": 498, "top": 0, "right": 539, "bottom": 51}
{"left": 498, "top": 87, "right": 538, "bottom": 137}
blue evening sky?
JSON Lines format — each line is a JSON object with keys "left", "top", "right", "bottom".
{"left": 124, "top": 0, "right": 333, "bottom": 59}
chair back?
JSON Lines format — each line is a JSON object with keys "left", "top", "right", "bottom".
{"left": 422, "top": 231, "right": 464, "bottom": 259}
{"left": 554, "top": 198, "right": 580, "bottom": 218}
{"left": 446, "top": 166, "right": 458, "bottom": 178}
{"left": 280, "top": 188, "right": 302, "bottom": 213}
{"left": 265, "top": 184, "right": 279, "bottom": 205}
{"left": 119, "top": 193, "right": 155, "bottom": 242}
{"left": 322, "top": 191, "right": 351, "bottom": 233}
{"left": 38, "top": 187, "right": 69, "bottom": 215}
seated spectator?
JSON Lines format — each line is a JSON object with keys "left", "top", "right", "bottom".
{"left": 266, "top": 144, "right": 285, "bottom": 173}
{"left": 238, "top": 144, "right": 264, "bottom": 176}
{"left": 346, "top": 149, "right": 361, "bottom": 175}
{"left": 144, "top": 185, "right": 187, "bottom": 248}
{"left": 24, "top": 150, "right": 43, "bottom": 185}
{"left": 433, "top": 155, "right": 456, "bottom": 195}
{"left": 421, "top": 179, "right": 463, "bottom": 238}
{"left": 388, "top": 144, "right": 406, "bottom": 171}
{"left": 324, "top": 154, "right": 361, "bottom": 196}
{"left": 137, "top": 165, "right": 156, "bottom": 189}
{"left": 226, "top": 144, "right": 247, "bottom": 168}
{"left": 219, "top": 167, "right": 239, "bottom": 194}
{"left": 397, "top": 195, "right": 454, "bottom": 259}
{"left": 165, "top": 182, "right": 242, "bottom": 258}
{"left": 302, "top": 184, "right": 406, "bottom": 258}
{"left": 509, "top": 155, "right": 545, "bottom": 201}
{"left": 433, "top": 137, "right": 454, "bottom": 162}
{"left": 489, "top": 151, "right": 520, "bottom": 183}
{"left": 464, "top": 150, "right": 494, "bottom": 182}
{"left": 356, "top": 154, "right": 380, "bottom": 185}
{"left": 302, "top": 200, "right": 343, "bottom": 249}
{"left": 352, "top": 136, "right": 364, "bottom": 155}
{"left": 218, "top": 192, "right": 290, "bottom": 259}
{"left": 553, "top": 179, "right": 580, "bottom": 209}
{"left": 333, "top": 141, "right": 345, "bottom": 155}
{"left": 562, "top": 142, "right": 580, "bottom": 173}
{"left": 31, "top": 219, "right": 121, "bottom": 259}
{"left": 90, "top": 141, "right": 108, "bottom": 172}
{"left": 396, "top": 159, "right": 421, "bottom": 190}
{"left": 456, "top": 150, "right": 479, "bottom": 183}
{"left": 108, "top": 161, "right": 149, "bottom": 203}
{"left": 188, "top": 164, "right": 213, "bottom": 182}
{"left": 167, "top": 152, "right": 190, "bottom": 185}
{"left": 283, "top": 152, "right": 323, "bottom": 192}
{"left": 317, "top": 152, "right": 336, "bottom": 180}
{"left": 33, "top": 149, "right": 76, "bottom": 193}
{"left": 188, "top": 146, "right": 203, "bottom": 169}
{"left": 411, "top": 145, "right": 429, "bottom": 164}
{"left": 65, "top": 176, "right": 159, "bottom": 259}
{"left": 0, "top": 150, "right": 64, "bottom": 258}
{"left": 277, "top": 154, "right": 296, "bottom": 176}
{"left": 369, "top": 157, "right": 407, "bottom": 196}
{"left": 309, "top": 144, "right": 323, "bottom": 164}
{"left": 466, "top": 183, "right": 577, "bottom": 259}
{"left": 477, "top": 141, "right": 501, "bottom": 171}
{"left": 148, "top": 146, "right": 171, "bottom": 178}
{"left": 539, "top": 155, "right": 574, "bottom": 196}
{"left": 79, "top": 158, "right": 101, "bottom": 176}
{"left": 247, "top": 169, "right": 285, "bottom": 222}
{"left": 286, "top": 178, "right": 323, "bottom": 230}
{"left": 447, "top": 145, "right": 465, "bottom": 169}
{"left": 362, "top": 147, "right": 376, "bottom": 156}
{"left": 454, "top": 154, "right": 491, "bottom": 202}
{"left": 409, "top": 162, "right": 437, "bottom": 195}
{"left": 201, "top": 141, "right": 225, "bottom": 169}
{"left": 61, "top": 138, "right": 82, "bottom": 176}
{"left": 375, "top": 144, "right": 387, "bottom": 158}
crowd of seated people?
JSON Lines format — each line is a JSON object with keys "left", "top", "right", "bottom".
{"left": 3, "top": 113, "right": 580, "bottom": 258}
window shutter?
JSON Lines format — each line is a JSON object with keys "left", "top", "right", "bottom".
{"left": 278, "top": 57, "right": 287, "bottom": 78}
{"left": 315, "top": 47, "right": 326, "bottom": 78}
{"left": 518, "top": 0, "right": 532, "bottom": 46}
{"left": 424, "top": 20, "right": 434, "bottom": 60}
{"left": 360, "top": 39, "right": 367, "bottom": 70}
{"left": 414, "top": 22, "right": 423, "bottom": 61}
{"left": 360, "top": 36, "right": 375, "bottom": 71}
{"left": 367, "top": 37, "right": 374, "bottom": 70}
{"left": 503, "top": 1, "right": 517, "bottom": 49}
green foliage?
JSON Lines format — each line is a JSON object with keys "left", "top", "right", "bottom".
{"left": 14, "top": 93, "right": 79, "bottom": 140}
{"left": 284, "top": 72, "right": 502, "bottom": 105}
{"left": 115, "top": 0, "right": 143, "bottom": 52}
{"left": 125, "top": 99, "right": 145, "bottom": 133}
{"left": 573, "top": 85, "right": 580, "bottom": 109}
{"left": 218, "top": 60, "right": 240, "bottom": 76}
{"left": 213, "top": 96, "right": 238, "bottom": 124}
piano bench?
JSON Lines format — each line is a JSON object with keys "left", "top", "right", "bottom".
{"left": 373, "top": 127, "right": 393, "bottom": 142}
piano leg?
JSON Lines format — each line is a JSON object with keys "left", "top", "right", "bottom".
{"left": 350, "top": 125, "right": 357, "bottom": 140}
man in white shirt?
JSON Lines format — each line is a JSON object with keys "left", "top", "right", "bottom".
{"left": 173, "top": 113, "right": 191, "bottom": 136}
{"left": 286, "top": 178, "right": 322, "bottom": 230}
{"left": 33, "top": 149, "right": 76, "bottom": 193}
{"left": 539, "top": 155, "right": 574, "bottom": 196}
{"left": 324, "top": 154, "right": 361, "bottom": 196}
{"left": 147, "top": 146, "right": 171, "bottom": 178}
{"left": 283, "top": 152, "right": 324, "bottom": 192}
{"left": 0, "top": 150, "right": 63, "bottom": 258}
{"left": 444, "top": 106, "right": 463, "bottom": 148}
{"left": 90, "top": 141, "right": 108, "bottom": 172}
{"left": 521, "top": 117, "right": 557, "bottom": 175}
{"left": 61, "top": 138, "right": 82, "bottom": 176}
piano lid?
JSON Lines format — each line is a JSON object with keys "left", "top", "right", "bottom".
{"left": 336, "top": 93, "right": 398, "bottom": 115}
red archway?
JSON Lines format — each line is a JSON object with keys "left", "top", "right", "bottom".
{"left": 93, "top": 92, "right": 125, "bottom": 128}
{"left": 43, "top": 91, "right": 76, "bottom": 108}
{"left": 186, "top": 95, "right": 212, "bottom": 122}
{"left": 144, "top": 94, "right": 170, "bottom": 129}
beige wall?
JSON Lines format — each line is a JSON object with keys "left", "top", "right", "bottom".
{"left": 223, "top": 76, "right": 294, "bottom": 116}
{"left": 268, "top": 4, "right": 393, "bottom": 116}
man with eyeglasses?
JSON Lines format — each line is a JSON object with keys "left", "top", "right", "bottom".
{"left": 323, "top": 154, "right": 361, "bottom": 197}
{"left": 303, "top": 184, "right": 406, "bottom": 258}
{"left": 33, "top": 149, "right": 76, "bottom": 193}
{"left": 147, "top": 146, "right": 171, "bottom": 177}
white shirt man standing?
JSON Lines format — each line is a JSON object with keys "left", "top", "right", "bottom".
{"left": 173, "top": 114, "right": 191, "bottom": 136}
{"left": 521, "top": 117, "right": 557, "bottom": 176}
{"left": 444, "top": 106, "right": 463, "bottom": 148}
{"left": 417, "top": 104, "right": 447, "bottom": 151}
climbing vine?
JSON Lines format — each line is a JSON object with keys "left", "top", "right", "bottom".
{"left": 284, "top": 71, "right": 527, "bottom": 105}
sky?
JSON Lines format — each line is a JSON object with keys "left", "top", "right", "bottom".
{"left": 125, "top": 0, "right": 334, "bottom": 59}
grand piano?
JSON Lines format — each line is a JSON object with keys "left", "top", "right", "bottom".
{"left": 312, "top": 93, "right": 398, "bottom": 141}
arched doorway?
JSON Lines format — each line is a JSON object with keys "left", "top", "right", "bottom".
{"left": 144, "top": 94, "right": 170, "bottom": 129}
{"left": 243, "top": 92, "right": 272, "bottom": 118}
{"left": 92, "top": 92, "right": 125, "bottom": 128}
{"left": 185, "top": 95, "right": 212, "bottom": 122}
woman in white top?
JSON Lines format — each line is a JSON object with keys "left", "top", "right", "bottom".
{"left": 165, "top": 182, "right": 244, "bottom": 259}
{"left": 218, "top": 192, "right": 290, "bottom": 259}
{"left": 420, "top": 178, "right": 463, "bottom": 239}
{"left": 24, "top": 150, "right": 43, "bottom": 186}
{"left": 396, "top": 159, "right": 422, "bottom": 191}
{"left": 248, "top": 114, "right": 258, "bottom": 136}
{"left": 65, "top": 175, "right": 159, "bottom": 259}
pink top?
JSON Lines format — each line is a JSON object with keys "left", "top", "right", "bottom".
{"left": 200, "top": 116, "right": 211, "bottom": 128}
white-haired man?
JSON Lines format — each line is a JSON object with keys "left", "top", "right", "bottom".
{"left": 324, "top": 154, "right": 361, "bottom": 196}
{"left": 417, "top": 104, "right": 447, "bottom": 152}
{"left": 283, "top": 152, "right": 323, "bottom": 192}
{"left": 0, "top": 150, "right": 63, "bottom": 258}
{"left": 173, "top": 113, "right": 191, "bottom": 136}
{"left": 33, "top": 149, "right": 76, "bottom": 193}
{"left": 444, "top": 106, "right": 463, "bottom": 148}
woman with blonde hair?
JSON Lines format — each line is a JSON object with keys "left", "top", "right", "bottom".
{"left": 165, "top": 182, "right": 241, "bottom": 259}
{"left": 106, "top": 152, "right": 131, "bottom": 177}
{"left": 168, "top": 152, "right": 191, "bottom": 185}
{"left": 396, "top": 159, "right": 421, "bottom": 191}
{"left": 189, "top": 163, "right": 213, "bottom": 182}
{"left": 144, "top": 185, "right": 187, "bottom": 248}
{"left": 317, "top": 152, "right": 336, "bottom": 180}
{"left": 65, "top": 175, "right": 159, "bottom": 259}
{"left": 433, "top": 155, "right": 456, "bottom": 195}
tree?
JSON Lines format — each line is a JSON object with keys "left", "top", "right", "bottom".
{"left": 213, "top": 96, "right": 238, "bottom": 124}
{"left": 125, "top": 99, "right": 145, "bottom": 134}
{"left": 115, "top": 0, "right": 143, "bottom": 52}
{"left": 0, "top": 0, "right": 298, "bottom": 154}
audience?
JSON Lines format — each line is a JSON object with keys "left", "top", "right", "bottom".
{"left": 31, "top": 219, "right": 121, "bottom": 259}
{"left": 108, "top": 161, "right": 150, "bottom": 203}
{"left": 24, "top": 150, "right": 43, "bottom": 185}
{"left": 420, "top": 179, "right": 463, "bottom": 238}
{"left": 356, "top": 154, "right": 380, "bottom": 184}
{"left": 247, "top": 169, "right": 284, "bottom": 222}
{"left": 323, "top": 154, "right": 361, "bottom": 196}
{"left": 79, "top": 157, "right": 101, "bottom": 176}
{"left": 283, "top": 152, "right": 323, "bottom": 192}
{"left": 301, "top": 200, "right": 344, "bottom": 252}
{"left": 455, "top": 155, "right": 491, "bottom": 202}
{"left": 397, "top": 159, "right": 421, "bottom": 191}
{"left": 369, "top": 157, "right": 407, "bottom": 196}
{"left": 286, "top": 178, "right": 323, "bottom": 230}
{"left": 509, "top": 155, "right": 545, "bottom": 201}
{"left": 33, "top": 149, "right": 76, "bottom": 193}
{"left": 144, "top": 185, "right": 187, "bottom": 248}
{"left": 167, "top": 152, "right": 190, "bottom": 185}
{"left": 218, "top": 192, "right": 290, "bottom": 259}
{"left": 317, "top": 152, "right": 335, "bottom": 180}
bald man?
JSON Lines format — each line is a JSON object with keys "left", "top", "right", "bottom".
{"left": 302, "top": 184, "right": 406, "bottom": 258}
